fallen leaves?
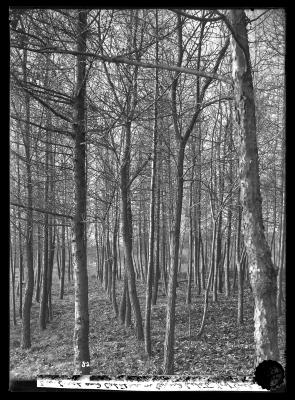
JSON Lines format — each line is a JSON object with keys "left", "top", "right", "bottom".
{"left": 10, "top": 270, "right": 286, "bottom": 380}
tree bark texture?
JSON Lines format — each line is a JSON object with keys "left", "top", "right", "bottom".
{"left": 230, "top": 9, "right": 279, "bottom": 364}
{"left": 72, "top": 9, "right": 90, "bottom": 375}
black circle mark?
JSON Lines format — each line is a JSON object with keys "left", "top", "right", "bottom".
{"left": 254, "top": 360, "right": 285, "bottom": 390}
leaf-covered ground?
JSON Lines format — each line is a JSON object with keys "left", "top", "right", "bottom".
{"left": 10, "top": 267, "right": 286, "bottom": 382}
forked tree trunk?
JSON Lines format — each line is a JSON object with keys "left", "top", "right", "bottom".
{"left": 230, "top": 9, "right": 279, "bottom": 364}
{"left": 120, "top": 121, "right": 144, "bottom": 340}
{"left": 163, "top": 13, "right": 228, "bottom": 373}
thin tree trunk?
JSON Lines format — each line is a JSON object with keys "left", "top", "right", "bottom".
{"left": 197, "top": 218, "right": 217, "bottom": 337}
{"left": 125, "top": 279, "right": 132, "bottom": 328}
{"left": 39, "top": 56, "right": 50, "bottom": 330}
{"left": 111, "top": 199, "right": 119, "bottom": 317}
{"left": 277, "top": 188, "right": 285, "bottom": 316}
{"left": 277, "top": 106, "right": 285, "bottom": 316}
{"left": 225, "top": 115, "right": 233, "bottom": 298}
{"left": 145, "top": 18, "right": 159, "bottom": 354}
{"left": 17, "top": 140, "right": 23, "bottom": 319}
{"left": 213, "top": 214, "right": 222, "bottom": 302}
{"left": 152, "top": 179, "right": 161, "bottom": 305}
{"left": 35, "top": 224, "right": 42, "bottom": 303}
{"left": 40, "top": 167, "right": 49, "bottom": 328}
{"left": 21, "top": 42, "right": 34, "bottom": 349}
{"left": 200, "top": 235, "right": 205, "bottom": 290}
{"left": 56, "top": 232, "right": 61, "bottom": 281}
{"left": 163, "top": 141, "right": 186, "bottom": 374}
{"left": 161, "top": 189, "right": 168, "bottom": 295}
{"left": 95, "top": 223, "right": 100, "bottom": 279}
{"left": 47, "top": 222, "right": 55, "bottom": 322}
{"left": 186, "top": 181, "right": 193, "bottom": 305}
{"left": 119, "top": 273, "right": 127, "bottom": 324}
{"left": 107, "top": 231, "right": 113, "bottom": 299}
{"left": 118, "top": 231, "right": 122, "bottom": 281}
{"left": 193, "top": 125, "right": 202, "bottom": 295}
{"left": 68, "top": 243, "right": 71, "bottom": 283}
{"left": 236, "top": 201, "right": 244, "bottom": 325}
{"left": 10, "top": 242, "right": 17, "bottom": 326}
{"left": 59, "top": 221, "right": 66, "bottom": 299}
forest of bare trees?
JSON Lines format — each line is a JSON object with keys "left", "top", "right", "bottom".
{"left": 10, "top": 8, "right": 285, "bottom": 391}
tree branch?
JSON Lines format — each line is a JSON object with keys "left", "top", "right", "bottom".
{"left": 168, "top": 9, "right": 223, "bottom": 23}
{"left": 10, "top": 201, "right": 73, "bottom": 220}
{"left": 11, "top": 44, "right": 232, "bottom": 85}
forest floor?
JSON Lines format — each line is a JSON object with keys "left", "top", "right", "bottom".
{"left": 9, "top": 265, "right": 286, "bottom": 382}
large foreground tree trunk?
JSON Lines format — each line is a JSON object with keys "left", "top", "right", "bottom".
{"left": 230, "top": 9, "right": 279, "bottom": 365}
{"left": 72, "top": 9, "right": 90, "bottom": 375}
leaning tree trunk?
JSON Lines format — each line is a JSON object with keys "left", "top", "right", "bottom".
{"left": 72, "top": 9, "right": 90, "bottom": 375}
{"left": 230, "top": 9, "right": 279, "bottom": 364}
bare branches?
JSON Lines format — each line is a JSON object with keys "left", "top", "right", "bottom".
{"left": 11, "top": 71, "right": 73, "bottom": 124}
{"left": 11, "top": 44, "right": 232, "bottom": 85}
{"left": 168, "top": 9, "right": 223, "bottom": 23}
{"left": 10, "top": 201, "right": 73, "bottom": 220}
